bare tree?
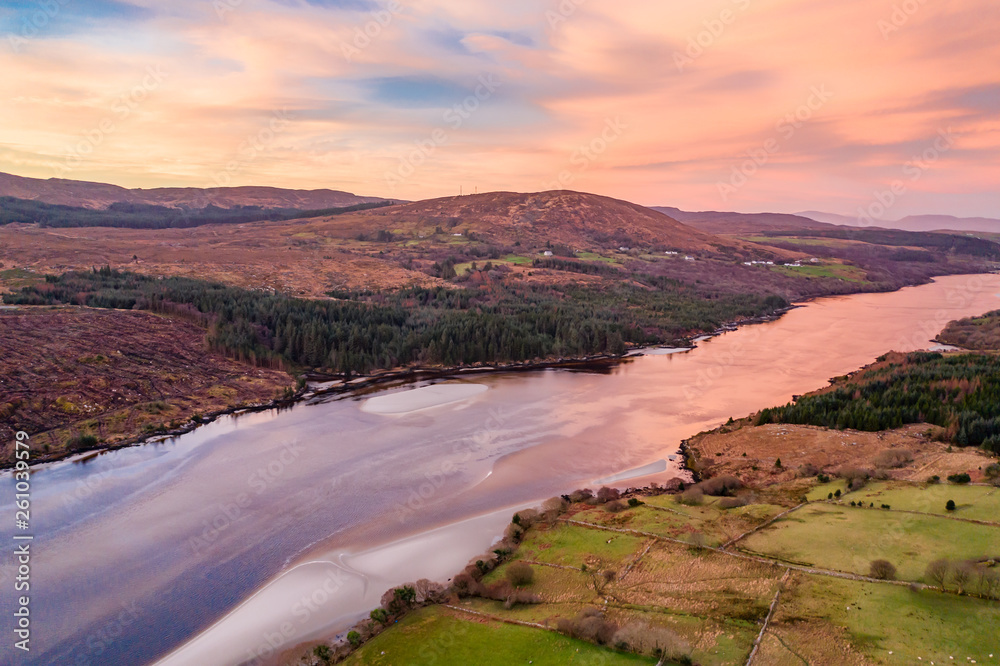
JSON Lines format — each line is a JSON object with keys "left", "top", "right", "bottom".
{"left": 926, "top": 559, "right": 951, "bottom": 591}
{"left": 584, "top": 561, "right": 618, "bottom": 597}
{"left": 952, "top": 563, "right": 974, "bottom": 595}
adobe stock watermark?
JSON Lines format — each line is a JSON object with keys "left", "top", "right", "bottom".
{"left": 674, "top": 0, "right": 752, "bottom": 72}
{"left": 878, "top": 0, "right": 928, "bottom": 39}
{"left": 187, "top": 441, "right": 305, "bottom": 557}
{"left": 214, "top": 0, "right": 244, "bottom": 21}
{"left": 7, "top": 0, "right": 71, "bottom": 52}
{"left": 208, "top": 108, "right": 294, "bottom": 187}
{"left": 243, "top": 567, "right": 350, "bottom": 664}
{"left": 70, "top": 601, "right": 143, "bottom": 666}
{"left": 393, "top": 405, "right": 524, "bottom": 524}
{"left": 340, "top": 1, "right": 403, "bottom": 61}
{"left": 717, "top": 84, "right": 833, "bottom": 202}
{"left": 856, "top": 127, "right": 955, "bottom": 227}
{"left": 546, "top": 0, "right": 588, "bottom": 31}
{"left": 383, "top": 74, "right": 502, "bottom": 193}
{"left": 542, "top": 117, "right": 627, "bottom": 190}
{"left": 53, "top": 65, "right": 169, "bottom": 177}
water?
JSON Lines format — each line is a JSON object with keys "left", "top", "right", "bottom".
{"left": 2, "top": 273, "right": 998, "bottom": 666}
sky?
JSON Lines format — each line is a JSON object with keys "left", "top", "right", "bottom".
{"left": 0, "top": 0, "right": 998, "bottom": 218}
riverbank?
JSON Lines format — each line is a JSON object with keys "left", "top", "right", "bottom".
{"left": 6, "top": 304, "right": 796, "bottom": 470}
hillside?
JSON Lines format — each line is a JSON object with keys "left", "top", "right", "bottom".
{"left": 800, "top": 210, "right": 1000, "bottom": 234}
{"left": 0, "top": 171, "right": 388, "bottom": 210}
{"left": 652, "top": 206, "right": 834, "bottom": 235}
{"left": 350, "top": 191, "right": 763, "bottom": 254}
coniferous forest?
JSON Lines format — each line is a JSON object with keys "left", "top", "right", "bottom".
{"left": 5, "top": 268, "right": 788, "bottom": 376}
{"left": 757, "top": 351, "right": 1000, "bottom": 453}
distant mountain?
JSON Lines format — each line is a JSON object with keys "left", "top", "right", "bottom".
{"left": 652, "top": 207, "right": 833, "bottom": 234}
{"left": 799, "top": 210, "right": 1000, "bottom": 234}
{"left": 0, "top": 171, "right": 389, "bottom": 210}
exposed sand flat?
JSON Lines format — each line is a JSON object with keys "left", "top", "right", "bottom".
{"left": 593, "top": 459, "right": 668, "bottom": 485}
{"left": 641, "top": 346, "right": 695, "bottom": 356}
{"left": 360, "top": 382, "right": 488, "bottom": 415}
{"left": 153, "top": 505, "right": 525, "bottom": 666}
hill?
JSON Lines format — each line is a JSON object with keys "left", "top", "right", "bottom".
{"left": 360, "top": 191, "right": 759, "bottom": 254}
{"left": 0, "top": 171, "right": 388, "bottom": 210}
{"left": 800, "top": 210, "right": 1000, "bottom": 234}
{"left": 652, "top": 206, "right": 834, "bottom": 234}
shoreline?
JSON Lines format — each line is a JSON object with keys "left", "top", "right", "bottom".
{"left": 5, "top": 306, "right": 795, "bottom": 471}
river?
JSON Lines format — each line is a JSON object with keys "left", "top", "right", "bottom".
{"left": 2, "top": 273, "right": 999, "bottom": 666}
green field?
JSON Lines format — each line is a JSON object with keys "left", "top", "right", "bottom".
{"left": 516, "top": 522, "right": 646, "bottom": 567}
{"left": 575, "top": 251, "right": 619, "bottom": 264}
{"left": 846, "top": 482, "right": 1000, "bottom": 523}
{"left": 769, "top": 263, "right": 868, "bottom": 282}
{"left": 777, "top": 575, "right": 1000, "bottom": 663}
{"left": 741, "top": 504, "right": 1000, "bottom": 582}
{"left": 341, "top": 606, "right": 656, "bottom": 666}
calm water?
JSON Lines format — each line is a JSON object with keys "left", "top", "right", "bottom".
{"left": 2, "top": 273, "right": 999, "bottom": 666}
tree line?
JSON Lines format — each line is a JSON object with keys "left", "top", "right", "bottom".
{"left": 5, "top": 268, "right": 789, "bottom": 376}
{"left": 757, "top": 351, "right": 1000, "bottom": 453}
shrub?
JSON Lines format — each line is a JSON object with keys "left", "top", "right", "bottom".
{"left": 627, "top": 497, "right": 643, "bottom": 508}
{"left": 873, "top": 449, "right": 914, "bottom": 469}
{"left": 505, "top": 562, "right": 535, "bottom": 588}
{"left": 986, "top": 463, "right": 1000, "bottom": 480}
{"left": 837, "top": 466, "right": 872, "bottom": 490}
{"left": 612, "top": 621, "right": 690, "bottom": 659}
{"left": 869, "top": 559, "right": 897, "bottom": 580}
{"left": 67, "top": 433, "right": 98, "bottom": 452}
{"left": 677, "top": 487, "right": 704, "bottom": 506}
{"left": 346, "top": 630, "right": 361, "bottom": 647}
{"left": 605, "top": 500, "right": 627, "bottom": 513}
{"left": 774, "top": 458, "right": 782, "bottom": 468}
{"left": 948, "top": 473, "right": 971, "bottom": 484}
{"left": 946, "top": 499, "right": 957, "bottom": 511}
{"left": 928, "top": 475, "right": 941, "bottom": 484}
{"left": 698, "top": 475, "right": 743, "bottom": 496}
{"left": 718, "top": 496, "right": 749, "bottom": 510}
{"left": 834, "top": 489, "right": 842, "bottom": 498}
{"left": 596, "top": 486, "right": 620, "bottom": 503}
{"left": 796, "top": 463, "right": 820, "bottom": 478}
{"left": 557, "top": 609, "right": 618, "bottom": 646}
{"left": 451, "top": 573, "right": 481, "bottom": 597}
{"left": 380, "top": 585, "right": 416, "bottom": 614}
{"left": 313, "top": 645, "right": 333, "bottom": 664}
{"left": 369, "top": 608, "right": 388, "bottom": 625}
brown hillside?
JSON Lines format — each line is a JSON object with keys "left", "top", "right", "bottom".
{"left": 310, "top": 190, "right": 796, "bottom": 257}
{"left": 0, "top": 171, "right": 388, "bottom": 210}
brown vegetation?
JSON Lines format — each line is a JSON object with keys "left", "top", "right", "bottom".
{"left": 688, "top": 422, "right": 993, "bottom": 486}
{"left": 0, "top": 306, "right": 292, "bottom": 465}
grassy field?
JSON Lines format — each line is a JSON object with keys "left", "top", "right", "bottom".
{"left": 846, "top": 481, "right": 1000, "bottom": 523}
{"left": 769, "top": 263, "right": 868, "bottom": 283}
{"left": 340, "top": 606, "right": 657, "bottom": 666}
{"left": 741, "top": 503, "right": 1000, "bottom": 581}
{"left": 515, "top": 522, "right": 647, "bottom": 568}
{"left": 776, "top": 574, "right": 1000, "bottom": 663}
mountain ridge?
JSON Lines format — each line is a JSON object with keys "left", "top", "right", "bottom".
{"left": 0, "top": 171, "right": 390, "bottom": 210}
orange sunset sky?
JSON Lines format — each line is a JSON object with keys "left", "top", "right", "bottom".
{"left": 1, "top": 0, "right": 998, "bottom": 217}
